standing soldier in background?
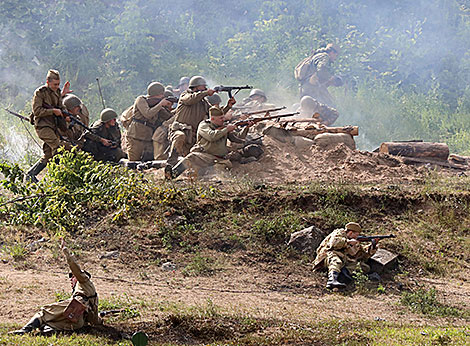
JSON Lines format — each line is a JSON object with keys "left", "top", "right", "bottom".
{"left": 11, "top": 239, "right": 101, "bottom": 334}
{"left": 126, "top": 82, "right": 173, "bottom": 161}
{"left": 82, "top": 108, "right": 126, "bottom": 163}
{"left": 166, "top": 76, "right": 215, "bottom": 167}
{"left": 60, "top": 94, "right": 90, "bottom": 146}
{"left": 173, "top": 76, "right": 190, "bottom": 98}
{"left": 295, "top": 43, "right": 342, "bottom": 108}
{"left": 26, "top": 69, "right": 72, "bottom": 183}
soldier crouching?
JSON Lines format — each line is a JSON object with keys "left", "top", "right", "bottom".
{"left": 11, "top": 239, "right": 101, "bottom": 335}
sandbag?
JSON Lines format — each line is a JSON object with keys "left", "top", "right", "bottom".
{"left": 314, "top": 133, "right": 355, "bottom": 150}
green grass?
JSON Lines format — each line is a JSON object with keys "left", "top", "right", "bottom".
{"left": 401, "top": 288, "right": 467, "bottom": 318}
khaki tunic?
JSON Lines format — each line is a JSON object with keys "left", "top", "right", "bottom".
{"left": 313, "top": 228, "right": 376, "bottom": 274}
{"left": 127, "top": 96, "right": 173, "bottom": 161}
{"left": 58, "top": 106, "right": 90, "bottom": 146}
{"left": 32, "top": 85, "right": 66, "bottom": 164}
{"left": 300, "top": 52, "right": 335, "bottom": 107}
{"left": 36, "top": 248, "right": 101, "bottom": 330}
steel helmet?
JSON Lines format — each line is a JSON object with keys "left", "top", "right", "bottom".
{"left": 189, "top": 76, "right": 207, "bottom": 88}
{"left": 100, "top": 108, "right": 118, "bottom": 122}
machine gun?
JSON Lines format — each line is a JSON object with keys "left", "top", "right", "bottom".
{"left": 214, "top": 85, "right": 253, "bottom": 98}
{"left": 43, "top": 103, "right": 117, "bottom": 147}
{"left": 357, "top": 234, "right": 396, "bottom": 242}
{"left": 233, "top": 112, "right": 299, "bottom": 127}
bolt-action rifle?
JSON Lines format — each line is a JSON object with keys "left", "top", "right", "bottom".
{"left": 233, "top": 112, "right": 299, "bottom": 127}
{"left": 357, "top": 234, "right": 396, "bottom": 242}
{"left": 241, "top": 106, "right": 287, "bottom": 117}
{"left": 4, "top": 108, "right": 30, "bottom": 121}
{"left": 214, "top": 85, "right": 253, "bottom": 98}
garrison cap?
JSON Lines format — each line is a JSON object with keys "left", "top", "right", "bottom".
{"left": 47, "top": 69, "right": 60, "bottom": 80}
{"left": 209, "top": 106, "right": 224, "bottom": 117}
{"left": 147, "top": 82, "right": 165, "bottom": 97}
{"left": 206, "top": 94, "right": 222, "bottom": 106}
{"left": 100, "top": 108, "right": 118, "bottom": 122}
{"left": 345, "top": 222, "right": 361, "bottom": 233}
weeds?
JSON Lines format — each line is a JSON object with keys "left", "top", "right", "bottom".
{"left": 400, "top": 288, "right": 465, "bottom": 318}
{"left": 182, "top": 253, "right": 216, "bottom": 276}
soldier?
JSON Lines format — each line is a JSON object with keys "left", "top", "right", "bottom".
{"left": 166, "top": 76, "right": 216, "bottom": 167}
{"left": 60, "top": 94, "right": 90, "bottom": 146}
{"left": 11, "top": 239, "right": 101, "bottom": 334}
{"left": 126, "top": 82, "right": 173, "bottom": 161}
{"left": 173, "top": 76, "right": 190, "bottom": 98}
{"left": 151, "top": 89, "right": 177, "bottom": 161}
{"left": 82, "top": 108, "right": 126, "bottom": 162}
{"left": 25, "top": 69, "right": 72, "bottom": 183}
{"left": 298, "top": 95, "right": 339, "bottom": 126}
{"left": 235, "top": 89, "right": 275, "bottom": 113}
{"left": 165, "top": 106, "right": 254, "bottom": 179}
{"left": 295, "top": 43, "right": 342, "bottom": 107}
{"left": 313, "top": 222, "right": 380, "bottom": 289}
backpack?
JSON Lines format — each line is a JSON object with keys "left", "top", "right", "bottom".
{"left": 294, "top": 55, "right": 315, "bottom": 82}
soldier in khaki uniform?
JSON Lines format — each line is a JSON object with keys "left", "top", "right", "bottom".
{"left": 298, "top": 95, "right": 339, "bottom": 126}
{"left": 26, "top": 69, "right": 72, "bottom": 182}
{"left": 235, "top": 89, "right": 275, "bottom": 114}
{"left": 11, "top": 239, "right": 101, "bottom": 334}
{"left": 82, "top": 108, "right": 126, "bottom": 162}
{"left": 313, "top": 222, "right": 379, "bottom": 289}
{"left": 166, "top": 106, "right": 253, "bottom": 178}
{"left": 151, "top": 89, "right": 177, "bottom": 161}
{"left": 173, "top": 76, "right": 190, "bottom": 98}
{"left": 60, "top": 94, "right": 90, "bottom": 146}
{"left": 126, "top": 82, "right": 174, "bottom": 161}
{"left": 296, "top": 43, "right": 342, "bottom": 108}
{"left": 166, "top": 76, "right": 217, "bottom": 166}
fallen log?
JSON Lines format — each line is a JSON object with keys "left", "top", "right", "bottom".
{"left": 379, "top": 142, "right": 449, "bottom": 161}
{"left": 286, "top": 125, "right": 359, "bottom": 137}
{"left": 401, "top": 156, "right": 468, "bottom": 170}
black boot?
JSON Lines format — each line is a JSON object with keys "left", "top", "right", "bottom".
{"left": 10, "top": 317, "right": 41, "bottom": 335}
{"left": 166, "top": 147, "right": 179, "bottom": 166}
{"left": 326, "top": 271, "right": 346, "bottom": 289}
{"left": 165, "top": 161, "right": 187, "bottom": 180}
{"left": 25, "top": 161, "right": 46, "bottom": 183}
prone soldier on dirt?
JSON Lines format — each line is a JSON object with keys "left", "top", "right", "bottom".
{"left": 81, "top": 108, "right": 127, "bottom": 163}
{"left": 26, "top": 69, "right": 72, "bottom": 183}
{"left": 313, "top": 222, "right": 381, "bottom": 289}
{"left": 11, "top": 239, "right": 101, "bottom": 335}
{"left": 126, "top": 82, "right": 174, "bottom": 162}
{"left": 298, "top": 95, "right": 339, "bottom": 126}
{"left": 235, "top": 88, "right": 275, "bottom": 114}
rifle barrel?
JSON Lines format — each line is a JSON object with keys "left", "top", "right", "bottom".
{"left": 4, "top": 108, "right": 29, "bottom": 121}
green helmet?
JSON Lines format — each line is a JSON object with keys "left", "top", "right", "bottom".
{"left": 178, "top": 76, "right": 190, "bottom": 86}
{"left": 63, "top": 94, "right": 82, "bottom": 110}
{"left": 300, "top": 96, "right": 318, "bottom": 110}
{"left": 189, "top": 76, "right": 207, "bottom": 88}
{"left": 147, "top": 82, "right": 165, "bottom": 97}
{"left": 100, "top": 108, "right": 118, "bottom": 122}
{"left": 249, "top": 88, "right": 266, "bottom": 99}
{"left": 206, "top": 94, "right": 222, "bottom": 106}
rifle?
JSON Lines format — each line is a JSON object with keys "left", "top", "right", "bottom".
{"left": 43, "top": 104, "right": 117, "bottom": 147}
{"left": 241, "top": 106, "right": 287, "bottom": 117}
{"left": 4, "top": 108, "right": 30, "bottom": 122}
{"left": 214, "top": 85, "right": 253, "bottom": 98}
{"left": 96, "top": 78, "right": 106, "bottom": 109}
{"left": 357, "top": 234, "right": 396, "bottom": 242}
{"left": 99, "top": 309, "right": 127, "bottom": 318}
{"left": 233, "top": 112, "right": 299, "bottom": 127}
{"left": 147, "top": 96, "right": 178, "bottom": 108}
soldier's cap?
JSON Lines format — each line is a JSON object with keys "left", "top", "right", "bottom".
{"left": 69, "top": 270, "right": 91, "bottom": 279}
{"left": 47, "top": 69, "right": 60, "bottom": 80}
{"left": 209, "top": 106, "right": 224, "bottom": 117}
{"left": 345, "top": 222, "right": 361, "bottom": 233}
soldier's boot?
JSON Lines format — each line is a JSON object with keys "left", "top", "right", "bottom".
{"left": 165, "top": 161, "right": 187, "bottom": 180}
{"left": 25, "top": 161, "right": 47, "bottom": 183}
{"left": 10, "top": 317, "right": 41, "bottom": 335}
{"left": 166, "top": 147, "right": 179, "bottom": 167}
{"left": 326, "top": 271, "right": 346, "bottom": 289}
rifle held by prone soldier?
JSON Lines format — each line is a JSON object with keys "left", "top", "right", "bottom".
{"left": 241, "top": 106, "right": 287, "bottom": 117}
{"left": 214, "top": 85, "right": 253, "bottom": 98}
{"left": 233, "top": 112, "right": 300, "bottom": 127}
{"left": 357, "top": 234, "right": 396, "bottom": 242}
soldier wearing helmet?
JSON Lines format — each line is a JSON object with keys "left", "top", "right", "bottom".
{"left": 313, "top": 222, "right": 381, "bottom": 289}
{"left": 126, "top": 82, "right": 174, "bottom": 161}
{"left": 294, "top": 43, "right": 342, "bottom": 108}
{"left": 81, "top": 108, "right": 126, "bottom": 162}
{"left": 59, "top": 94, "right": 90, "bottom": 145}
{"left": 166, "top": 75, "right": 218, "bottom": 167}
{"left": 235, "top": 88, "right": 275, "bottom": 114}
{"left": 173, "top": 76, "right": 190, "bottom": 98}
{"left": 298, "top": 95, "right": 339, "bottom": 126}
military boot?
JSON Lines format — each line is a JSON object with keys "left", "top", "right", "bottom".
{"left": 25, "top": 161, "right": 46, "bottom": 183}
{"left": 10, "top": 317, "right": 41, "bottom": 335}
{"left": 166, "top": 148, "right": 179, "bottom": 166}
{"left": 166, "top": 161, "right": 187, "bottom": 180}
{"left": 326, "top": 271, "right": 346, "bottom": 289}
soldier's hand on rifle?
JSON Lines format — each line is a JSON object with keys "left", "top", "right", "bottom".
{"left": 228, "top": 97, "right": 236, "bottom": 106}
{"left": 61, "top": 81, "right": 73, "bottom": 96}
{"left": 207, "top": 89, "right": 216, "bottom": 96}
{"left": 227, "top": 124, "right": 237, "bottom": 132}
{"left": 158, "top": 99, "right": 173, "bottom": 108}
{"left": 245, "top": 120, "right": 255, "bottom": 128}
{"left": 52, "top": 108, "right": 63, "bottom": 116}
{"left": 101, "top": 138, "right": 112, "bottom": 147}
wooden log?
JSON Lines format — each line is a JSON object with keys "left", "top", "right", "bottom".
{"left": 379, "top": 142, "right": 449, "bottom": 161}
{"left": 401, "top": 156, "right": 468, "bottom": 170}
{"left": 287, "top": 125, "right": 359, "bottom": 137}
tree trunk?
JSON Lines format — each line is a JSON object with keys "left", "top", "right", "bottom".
{"left": 379, "top": 142, "right": 449, "bottom": 161}
{"left": 288, "top": 125, "right": 359, "bottom": 138}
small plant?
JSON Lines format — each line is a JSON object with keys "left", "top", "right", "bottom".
{"left": 55, "top": 290, "right": 72, "bottom": 302}
{"left": 376, "top": 284, "right": 386, "bottom": 294}
{"left": 6, "top": 244, "right": 27, "bottom": 261}
{"left": 400, "top": 288, "right": 462, "bottom": 317}
{"left": 352, "top": 268, "right": 369, "bottom": 292}
{"left": 182, "top": 253, "right": 215, "bottom": 276}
